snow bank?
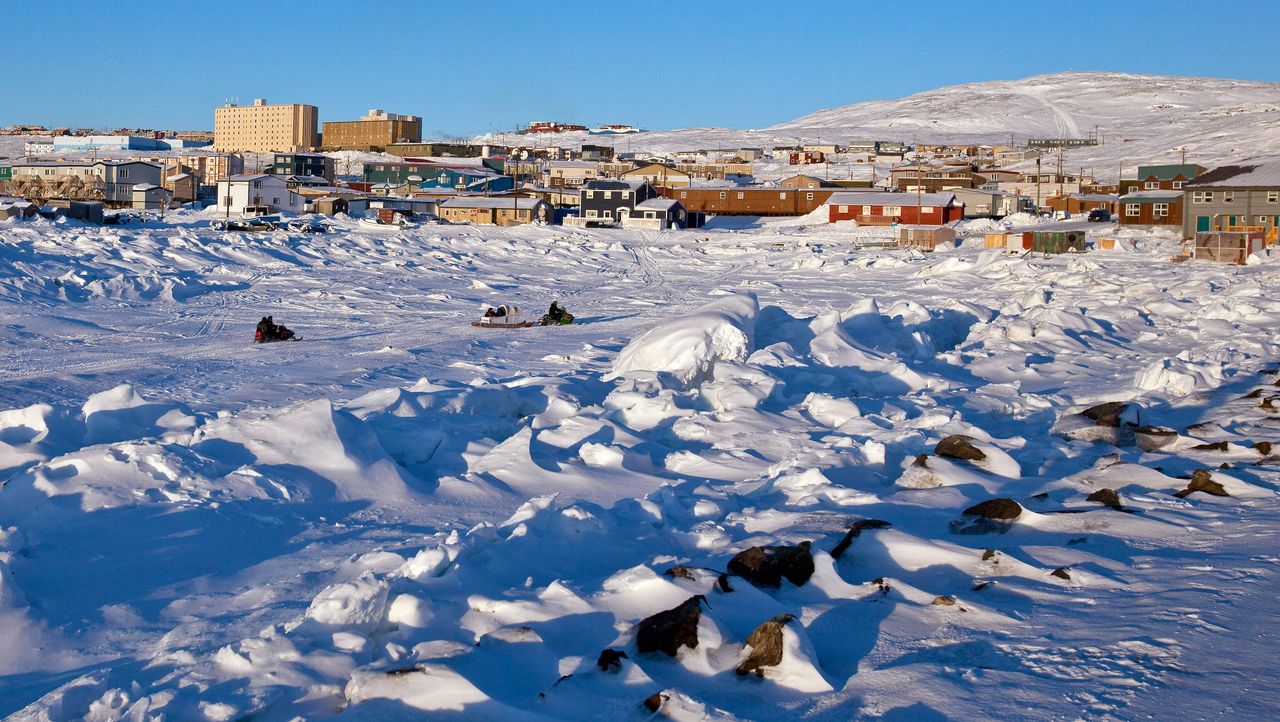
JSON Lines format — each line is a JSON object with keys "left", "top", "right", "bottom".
{"left": 609, "top": 291, "right": 759, "bottom": 388}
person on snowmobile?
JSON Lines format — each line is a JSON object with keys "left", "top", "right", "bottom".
{"left": 541, "top": 301, "right": 574, "bottom": 326}
{"left": 255, "top": 315, "right": 296, "bottom": 342}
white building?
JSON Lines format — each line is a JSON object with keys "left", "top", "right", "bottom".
{"left": 215, "top": 174, "right": 305, "bottom": 215}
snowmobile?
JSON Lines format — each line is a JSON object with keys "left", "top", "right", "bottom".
{"left": 254, "top": 315, "right": 301, "bottom": 343}
{"left": 539, "top": 302, "right": 575, "bottom": 326}
{"left": 471, "top": 305, "right": 534, "bottom": 329}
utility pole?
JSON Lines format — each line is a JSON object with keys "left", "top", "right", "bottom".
{"left": 1035, "top": 153, "right": 1042, "bottom": 211}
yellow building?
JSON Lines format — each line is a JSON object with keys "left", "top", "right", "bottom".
{"left": 214, "top": 98, "right": 318, "bottom": 153}
{"left": 322, "top": 109, "right": 421, "bottom": 151}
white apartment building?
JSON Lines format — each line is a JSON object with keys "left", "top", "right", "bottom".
{"left": 215, "top": 174, "right": 305, "bottom": 214}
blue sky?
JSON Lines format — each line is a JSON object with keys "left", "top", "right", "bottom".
{"left": 7, "top": 0, "right": 1278, "bottom": 136}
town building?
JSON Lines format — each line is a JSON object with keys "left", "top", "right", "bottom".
{"left": 1117, "top": 190, "right": 1183, "bottom": 227}
{"left": 386, "top": 142, "right": 488, "bottom": 158}
{"left": 619, "top": 163, "right": 691, "bottom": 188}
{"left": 544, "top": 161, "right": 602, "bottom": 189}
{"left": 215, "top": 174, "right": 306, "bottom": 215}
{"left": 436, "top": 197, "right": 551, "bottom": 226}
{"left": 160, "top": 153, "right": 244, "bottom": 185}
{"left": 1118, "top": 163, "right": 1205, "bottom": 195}
{"left": 417, "top": 165, "right": 513, "bottom": 193}
{"left": 1042, "top": 193, "right": 1118, "bottom": 216}
{"left": 268, "top": 153, "right": 335, "bottom": 182}
{"left": 131, "top": 184, "right": 172, "bottom": 210}
{"left": 779, "top": 174, "right": 838, "bottom": 188}
{"left": 163, "top": 172, "right": 198, "bottom": 203}
{"left": 7, "top": 160, "right": 161, "bottom": 206}
{"left": 889, "top": 164, "right": 983, "bottom": 192}
{"left": 1181, "top": 158, "right": 1280, "bottom": 236}
{"left": 825, "top": 191, "right": 964, "bottom": 225}
{"left": 213, "top": 98, "right": 319, "bottom": 153}
{"left": 321, "top": 109, "right": 422, "bottom": 151}
{"left": 659, "top": 186, "right": 835, "bottom": 217}
{"left": 950, "top": 188, "right": 1034, "bottom": 218}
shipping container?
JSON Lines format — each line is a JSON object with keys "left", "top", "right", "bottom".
{"left": 984, "top": 232, "right": 1010, "bottom": 248}
{"left": 1026, "top": 230, "right": 1086, "bottom": 254}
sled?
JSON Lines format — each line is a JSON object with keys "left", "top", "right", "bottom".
{"left": 254, "top": 335, "right": 302, "bottom": 344}
{"left": 471, "top": 321, "right": 534, "bottom": 329}
{"left": 473, "top": 304, "right": 533, "bottom": 329}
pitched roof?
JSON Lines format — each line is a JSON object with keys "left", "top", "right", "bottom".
{"left": 1136, "top": 163, "right": 1204, "bottom": 180}
{"left": 636, "top": 198, "right": 679, "bottom": 211}
{"left": 1184, "top": 158, "right": 1280, "bottom": 188}
{"left": 439, "top": 197, "right": 545, "bottom": 209}
{"left": 1119, "top": 190, "right": 1182, "bottom": 202}
{"left": 583, "top": 179, "right": 647, "bottom": 190}
{"left": 827, "top": 191, "right": 960, "bottom": 207}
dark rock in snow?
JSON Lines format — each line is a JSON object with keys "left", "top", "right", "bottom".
{"left": 717, "top": 573, "right": 734, "bottom": 593}
{"left": 912, "top": 453, "right": 930, "bottom": 467}
{"left": 1050, "top": 567, "right": 1072, "bottom": 580}
{"left": 932, "top": 595, "right": 956, "bottom": 606}
{"left": 1175, "top": 469, "right": 1230, "bottom": 498}
{"left": 952, "top": 498, "right": 1022, "bottom": 534}
{"left": 964, "top": 498, "right": 1023, "bottom": 520}
{"left": 637, "top": 596, "right": 705, "bottom": 656}
{"left": 735, "top": 613, "right": 795, "bottom": 677}
{"left": 597, "top": 648, "right": 628, "bottom": 672}
{"left": 1192, "top": 441, "right": 1230, "bottom": 452}
{"left": 664, "top": 565, "right": 696, "bottom": 580}
{"left": 973, "top": 581, "right": 992, "bottom": 591}
{"left": 935, "top": 434, "right": 986, "bottom": 461}
{"left": 1086, "top": 488, "right": 1123, "bottom": 510}
{"left": 642, "top": 692, "right": 667, "bottom": 712}
{"left": 981, "top": 549, "right": 999, "bottom": 561}
{"left": 830, "top": 518, "right": 892, "bottom": 559}
{"left": 1243, "top": 388, "right": 1263, "bottom": 399}
{"left": 1082, "top": 401, "right": 1131, "bottom": 427}
{"left": 728, "top": 541, "right": 814, "bottom": 588}
{"left": 1255, "top": 441, "right": 1273, "bottom": 456}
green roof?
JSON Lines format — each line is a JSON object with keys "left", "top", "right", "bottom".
{"left": 1136, "top": 163, "right": 1204, "bottom": 181}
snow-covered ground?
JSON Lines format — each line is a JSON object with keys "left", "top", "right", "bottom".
{"left": 2, "top": 211, "right": 1280, "bottom": 720}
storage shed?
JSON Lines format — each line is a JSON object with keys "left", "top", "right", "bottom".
{"left": 897, "top": 225, "right": 957, "bottom": 251}
{"left": 1194, "top": 231, "right": 1265, "bottom": 264}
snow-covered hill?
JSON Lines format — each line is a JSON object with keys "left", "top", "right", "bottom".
{"left": 477, "top": 72, "right": 1280, "bottom": 178}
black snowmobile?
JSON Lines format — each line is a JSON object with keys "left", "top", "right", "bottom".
{"left": 254, "top": 315, "right": 299, "bottom": 343}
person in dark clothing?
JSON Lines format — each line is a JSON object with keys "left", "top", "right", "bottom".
{"left": 255, "top": 315, "right": 295, "bottom": 342}
{"left": 541, "top": 301, "right": 574, "bottom": 326}
{"left": 484, "top": 307, "right": 496, "bottom": 319}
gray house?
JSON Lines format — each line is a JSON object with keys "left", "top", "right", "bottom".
{"left": 95, "top": 161, "right": 163, "bottom": 206}
{"left": 1182, "top": 158, "right": 1280, "bottom": 237}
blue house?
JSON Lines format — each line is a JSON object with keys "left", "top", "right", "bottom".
{"left": 418, "top": 166, "right": 514, "bottom": 193}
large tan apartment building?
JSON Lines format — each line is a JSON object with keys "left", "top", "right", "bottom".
{"left": 213, "top": 98, "right": 318, "bottom": 153}
{"left": 322, "top": 109, "right": 421, "bottom": 151}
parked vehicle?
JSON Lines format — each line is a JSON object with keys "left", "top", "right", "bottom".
{"left": 1087, "top": 209, "right": 1112, "bottom": 222}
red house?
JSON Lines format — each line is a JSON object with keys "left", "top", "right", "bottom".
{"left": 826, "top": 191, "right": 964, "bottom": 225}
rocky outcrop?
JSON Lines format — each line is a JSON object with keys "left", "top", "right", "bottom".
{"left": 637, "top": 596, "right": 706, "bottom": 656}
{"left": 728, "top": 541, "right": 814, "bottom": 588}
{"left": 935, "top": 435, "right": 986, "bottom": 462}
{"left": 735, "top": 614, "right": 795, "bottom": 677}
{"left": 1175, "top": 469, "right": 1230, "bottom": 498}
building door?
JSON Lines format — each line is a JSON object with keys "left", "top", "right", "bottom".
{"left": 617, "top": 207, "right": 630, "bottom": 223}
{"left": 1196, "top": 215, "right": 1210, "bottom": 232}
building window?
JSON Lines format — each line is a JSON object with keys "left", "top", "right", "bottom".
{"left": 806, "top": 193, "right": 814, "bottom": 201}
{"left": 884, "top": 206, "right": 901, "bottom": 216}
{"left": 1193, "top": 191, "right": 1214, "bottom": 203}
{"left": 922, "top": 206, "right": 935, "bottom": 213}
{"left": 1260, "top": 216, "right": 1270, "bottom": 224}
{"left": 1144, "top": 181, "right": 1158, "bottom": 190}
{"left": 1125, "top": 204, "right": 1140, "bottom": 216}
{"left": 737, "top": 192, "right": 744, "bottom": 200}
{"left": 1268, "top": 191, "right": 1279, "bottom": 203}
{"left": 585, "top": 210, "right": 597, "bottom": 218}
{"left": 1223, "top": 191, "right": 1234, "bottom": 203}
{"left": 272, "top": 197, "right": 280, "bottom": 205}
{"left": 679, "top": 191, "right": 687, "bottom": 199}
{"left": 719, "top": 192, "right": 726, "bottom": 199}
{"left": 1154, "top": 203, "right": 1169, "bottom": 217}
{"left": 1172, "top": 181, "right": 1184, "bottom": 189}
{"left": 839, "top": 205, "right": 848, "bottom": 212}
